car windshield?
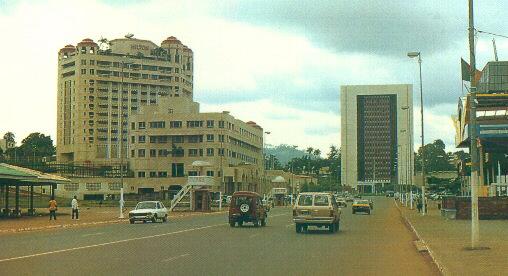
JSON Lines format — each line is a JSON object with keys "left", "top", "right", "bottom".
{"left": 314, "top": 195, "right": 329, "bottom": 206}
{"left": 355, "top": 200, "right": 369, "bottom": 204}
{"left": 298, "top": 195, "right": 313, "bottom": 206}
{"left": 234, "top": 196, "right": 253, "bottom": 206}
{"left": 136, "top": 202, "right": 157, "bottom": 209}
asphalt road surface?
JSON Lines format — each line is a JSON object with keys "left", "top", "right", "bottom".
{"left": 0, "top": 197, "right": 438, "bottom": 276}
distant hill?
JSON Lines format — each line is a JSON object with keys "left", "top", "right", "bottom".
{"left": 265, "top": 144, "right": 307, "bottom": 165}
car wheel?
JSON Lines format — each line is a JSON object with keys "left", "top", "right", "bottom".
{"left": 238, "top": 221, "right": 243, "bottom": 227}
{"left": 162, "top": 215, "right": 168, "bottom": 222}
{"left": 335, "top": 222, "right": 340, "bottom": 232}
{"left": 295, "top": 223, "right": 302, "bottom": 233}
{"left": 152, "top": 214, "right": 157, "bottom": 223}
{"left": 367, "top": 210, "right": 371, "bottom": 215}
{"left": 229, "top": 221, "right": 235, "bottom": 227}
{"left": 129, "top": 219, "right": 134, "bottom": 224}
{"left": 261, "top": 218, "right": 266, "bottom": 227}
{"left": 253, "top": 220, "right": 260, "bottom": 227}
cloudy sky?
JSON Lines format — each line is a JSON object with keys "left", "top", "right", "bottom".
{"left": 0, "top": 0, "right": 506, "bottom": 154}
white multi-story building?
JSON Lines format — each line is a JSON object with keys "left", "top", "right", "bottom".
{"left": 340, "top": 84, "right": 414, "bottom": 192}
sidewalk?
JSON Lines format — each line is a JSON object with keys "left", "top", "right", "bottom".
{"left": 0, "top": 207, "right": 227, "bottom": 235}
{"left": 397, "top": 199, "right": 508, "bottom": 276}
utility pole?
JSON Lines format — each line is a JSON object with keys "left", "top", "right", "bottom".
{"left": 468, "top": 0, "right": 481, "bottom": 249}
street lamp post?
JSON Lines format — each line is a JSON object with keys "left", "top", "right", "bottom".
{"left": 407, "top": 51, "right": 426, "bottom": 215}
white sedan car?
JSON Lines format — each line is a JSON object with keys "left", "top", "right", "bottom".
{"left": 129, "top": 201, "right": 168, "bottom": 224}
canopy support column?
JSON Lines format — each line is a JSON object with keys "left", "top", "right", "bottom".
{"left": 29, "top": 185, "right": 35, "bottom": 216}
{"left": 4, "top": 184, "right": 9, "bottom": 215}
{"left": 15, "top": 184, "right": 20, "bottom": 217}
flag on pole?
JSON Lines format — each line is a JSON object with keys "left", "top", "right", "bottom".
{"left": 461, "top": 58, "right": 482, "bottom": 83}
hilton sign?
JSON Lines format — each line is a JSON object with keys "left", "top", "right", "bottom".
{"left": 130, "top": 44, "right": 149, "bottom": 51}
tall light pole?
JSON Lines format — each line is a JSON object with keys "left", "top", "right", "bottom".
{"left": 119, "top": 59, "right": 132, "bottom": 218}
{"left": 401, "top": 106, "right": 412, "bottom": 209}
{"left": 407, "top": 51, "right": 426, "bottom": 215}
{"left": 468, "top": 0, "right": 481, "bottom": 249}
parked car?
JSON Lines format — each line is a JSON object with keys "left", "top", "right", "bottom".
{"left": 129, "top": 201, "right": 168, "bottom": 224}
{"left": 293, "top": 192, "right": 341, "bottom": 233}
{"left": 336, "top": 197, "right": 348, "bottom": 208}
{"left": 352, "top": 199, "right": 371, "bottom": 215}
{"left": 229, "top": 191, "right": 267, "bottom": 227}
{"left": 385, "top": 191, "right": 395, "bottom": 197}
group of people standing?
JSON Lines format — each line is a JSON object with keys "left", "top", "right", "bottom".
{"left": 48, "top": 195, "right": 79, "bottom": 221}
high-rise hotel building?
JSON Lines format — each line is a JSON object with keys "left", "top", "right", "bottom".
{"left": 57, "top": 36, "right": 194, "bottom": 163}
{"left": 340, "top": 84, "right": 413, "bottom": 192}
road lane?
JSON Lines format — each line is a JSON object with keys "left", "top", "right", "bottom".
{"left": 0, "top": 197, "right": 438, "bottom": 275}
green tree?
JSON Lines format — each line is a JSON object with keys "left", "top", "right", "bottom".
{"left": 3, "top": 132, "right": 15, "bottom": 144}
{"left": 415, "top": 139, "right": 454, "bottom": 173}
{"left": 18, "top": 133, "right": 55, "bottom": 160}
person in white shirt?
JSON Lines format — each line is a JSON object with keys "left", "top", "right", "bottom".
{"left": 71, "top": 196, "right": 79, "bottom": 220}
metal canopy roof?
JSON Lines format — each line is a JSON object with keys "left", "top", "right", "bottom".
{"left": 0, "top": 163, "right": 70, "bottom": 184}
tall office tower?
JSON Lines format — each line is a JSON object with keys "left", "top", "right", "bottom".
{"left": 340, "top": 84, "right": 413, "bottom": 192}
{"left": 56, "top": 36, "right": 193, "bottom": 163}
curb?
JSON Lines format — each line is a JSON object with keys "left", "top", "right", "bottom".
{"left": 394, "top": 200, "right": 448, "bottom": 276}
{"left": 0, "top": 210, "right": 228, "bottom": 235}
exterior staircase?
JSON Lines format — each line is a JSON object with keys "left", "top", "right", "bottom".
{"left": 169, "top": 176, "right": 215, "bottom": 211}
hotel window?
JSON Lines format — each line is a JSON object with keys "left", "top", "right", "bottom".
{"left": 218, "top": 120, "right": 225, "bottom": 128}
{"left": 138, "top": 122, "right": 146, "bottom": 129}
{"left": 81, "top": 60, "right": 86, "bottom": 65}
{"left": 158, "top": 171, "right": 168, "bottom": 178}
{"left": 150, "top": 149, "right": 156, "bottom": 157}
{"left": 138, "top": 135, "right": 146, "bottom": 143}
{"left": 170, "top": 121, "right": 182, "bottom": 128}
{"left": 138, "top": 149, "right": 145, "bottom": 157}
{"left": 171, "top": 163, "right": 185, "bottom": 177}
{"left": 206, "top": 171, "right": 215, "bottom": 177}
{"left": 81, "top": 69, "right": 86, "bottom": 74}
{"left": 158, "top": 149, "right": 167, "bottom": 157}
{"left": 188, "top": 149, "right": 198, "bottom": 157}
{"left": 207, "top": 120, "right": 214, "bottom": 128}
{"left": 131, "top": 122, "right": 135, "bottom": 130}
{"left": 206, "top": 134, "right": 214, "bottom": 142}
{"left": 90, "top": 60, "right": 95, "bottom": 65}
{"left": 149, "top": 121, "right": 165, "bottom": 128}
{"left": 219, "top": 135, "right": 225, "bottom": 142}
{"left": 149, "top": 171, "right": 157, "bottom": 178}
{"left": 188, "top": 135, "right": 203, "bottom": 143}
{"left": 131, "top": 149, "right": 135, "bottom": 157}
{"left": 187, "top": 121, "right": 203, "bottom": 128}
{"left": 89, "top": 69, "right": 95, "bottom": 75}
{"left": 206, "top": 148, "right": 214, "bottom": 156}
{"left": 172, "top": 136, "right": 184, "bottom": 143}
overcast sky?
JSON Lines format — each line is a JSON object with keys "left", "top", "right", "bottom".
{"left": 0, "top": 0, "right": 506, "bottom": 154}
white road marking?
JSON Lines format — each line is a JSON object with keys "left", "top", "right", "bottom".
{"left": 0, "top": 223, "right": 225, "bottom": 263}
{"left": 0, "top": 211, "right": 291, "bottom": 263}
{"left": 81, "top": 232, "right": 104, "bottom": 237}
{"left": 162, "top": 253, "right": 190, "bottom": 263}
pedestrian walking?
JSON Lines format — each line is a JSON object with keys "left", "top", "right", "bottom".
{"left": 49, "top": 197, "right": 57, "bottom": 220}
{"left": 71, "top": 195, "right": 79, "bottom": 220}
{"left": 416, "top": 198, "right": 422, "bottom": 213}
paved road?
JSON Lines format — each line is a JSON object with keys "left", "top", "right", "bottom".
{"left": 0, "top": 197, "right": 438, "bottom": 275}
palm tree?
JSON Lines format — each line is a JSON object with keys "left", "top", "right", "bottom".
{"left": 313, "top": 149, "right": 321, "bottom": 158}
{"left": 3, "top": 132, "right": 15, "bottom": 144}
